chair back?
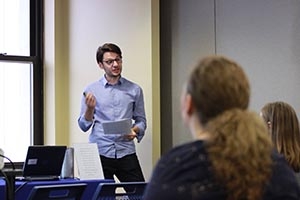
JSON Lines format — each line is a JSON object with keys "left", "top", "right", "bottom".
{"left": 92, "top": 182, "right": 147, "bottom": 200}
{"left": 27, "top": 183, "right": 87, "bottom": 200}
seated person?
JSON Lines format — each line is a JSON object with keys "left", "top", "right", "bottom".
{"left": 143, "top": 55, "right": 300, "bottom": 200}
{"left": 261, "top": 101, "right": 300, "bottom": 186}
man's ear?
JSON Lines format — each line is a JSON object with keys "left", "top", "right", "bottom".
{"left": 98, "top": 62, "right": 104, "bottom": 69}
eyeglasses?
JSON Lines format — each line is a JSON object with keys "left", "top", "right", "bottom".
{"left": 102, "top": 58, "right": 122, "bottom": 65}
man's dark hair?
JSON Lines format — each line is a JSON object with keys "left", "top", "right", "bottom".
{"left": 96, "top": 43, "right": 122, "bottom": 64}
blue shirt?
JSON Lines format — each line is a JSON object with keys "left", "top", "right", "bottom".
{"left": 78, "top": 76, "right": 147, "bottom": 158}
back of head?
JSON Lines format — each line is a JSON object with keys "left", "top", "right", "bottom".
{"left": 187, "top": 55, "right": 273, "bottom": 200}
{"left": 187, "top": 55, "right": 250, "bottom": 124}
{"left": 261, "top": 101, "right": 300, "bottom": 172}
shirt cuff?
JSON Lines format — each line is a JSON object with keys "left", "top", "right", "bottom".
{"left": 78, "top": 115, "right": 93, "bottom": 131}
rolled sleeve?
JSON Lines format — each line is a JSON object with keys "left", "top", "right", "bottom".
{"left": 78, "top": 115, "right": 93, "bottom": 132}
{"left": 133, "top": 87, "right": 147, "bottom": 143}
{"left": 136, "top": 123, "right": 145, "bottom": 143}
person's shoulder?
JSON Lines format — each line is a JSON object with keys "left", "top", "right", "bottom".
{"left": 85, "top": 78, "right": 104, "bottom": 88}
{"left": 264, "top": 150, "right": 300, "bottom": 199}
{"left": 149, "top": 140, "right": 211, "bottom": 189}
{"left": 159, "top": 140, "right": 206, "bottom": 163}
{"left": 271, "top": 150, "right": 294, "bottom": 173}
{"left": 120, "top": 77, "right": 141, "bottom": 88}
{"left": 171, "top": 140, "right": 205, "bottom": 152}
{"left": 271, "top": 149, "right": 290, "bottom": 164}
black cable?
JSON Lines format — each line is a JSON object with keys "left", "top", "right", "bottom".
{"left": 0, "top": 154, "right": 15, "bottom": 170}
{"left": 0, "top": 170, "right": 12, "bottom": 199}
{"left": 0, "top": 154, "right": 16, "bottom": 200}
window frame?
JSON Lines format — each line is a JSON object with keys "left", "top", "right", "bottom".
{"left": 0, "top": 0, "right": 44, "bottom": 146}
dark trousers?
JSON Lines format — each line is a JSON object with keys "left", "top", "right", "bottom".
{"left": 100, "top": 153, "right": 145, "bottom": 182}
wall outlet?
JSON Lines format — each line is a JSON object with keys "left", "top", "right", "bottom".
{"left": 0, "top": 148, "right": 4, "bottom": 170}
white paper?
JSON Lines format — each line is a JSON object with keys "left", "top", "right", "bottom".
{"left": 0, "top": 148, "right": 4, "bottom": 169}
{"left": 73, "top": 143, "right": 104, "bottom": 180}
{"left": 102, "top": 118, "right": 132, "bottom": 135}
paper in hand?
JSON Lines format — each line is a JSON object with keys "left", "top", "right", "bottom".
{"left": 102, "top": 118, "right": 132, "bottom": 135}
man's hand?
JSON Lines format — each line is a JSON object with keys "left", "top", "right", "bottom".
{"left": 84, "top": 92, "right": 96, "bottom": 121}
{"left": 84, "top": 92, "right": 96, "bottom": 109}
{"left": 123, "top": 129, "right": 138, "bottom": 141}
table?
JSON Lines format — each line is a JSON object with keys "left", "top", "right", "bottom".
{"left": 0, "top": 178, "right": 114, "bottom": 200}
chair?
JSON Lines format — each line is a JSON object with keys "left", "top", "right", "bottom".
{"left": 92, "top": 182, "right": 147, "bottom": 200}
{"left": 27, "top": 183, "right": 87, "bottom": 200}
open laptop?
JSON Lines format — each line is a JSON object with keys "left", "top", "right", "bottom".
{"left": 18, "top": 145, "right": 67, "bottom": 181}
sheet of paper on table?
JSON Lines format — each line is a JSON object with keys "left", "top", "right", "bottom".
{"left": 73, "top": 143, "right": 104, "bottom": 180}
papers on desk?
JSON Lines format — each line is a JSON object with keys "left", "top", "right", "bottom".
{"left": 102, "top": 118, "right": 132, "bottom": 135}
{"left": 73, "top": 143, "right": 104, "bottom": 180}
{"left": 0, "top": 148, "right": 4, "bottom": 169}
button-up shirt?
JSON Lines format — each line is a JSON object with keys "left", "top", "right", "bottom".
{"left": 78, "top": 75, "right": 147, "bottom": 158}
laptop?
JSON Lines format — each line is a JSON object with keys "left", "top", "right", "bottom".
{"left": 18, "top": 145, "right": 67, "bottom": 181}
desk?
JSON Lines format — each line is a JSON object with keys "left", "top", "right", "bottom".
{"left": 0, "top": 178, "right": 114, "bottom": 200}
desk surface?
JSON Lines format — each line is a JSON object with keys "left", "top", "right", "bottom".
{"left": 0, "top": 178, "right": 114, "bottom": 200}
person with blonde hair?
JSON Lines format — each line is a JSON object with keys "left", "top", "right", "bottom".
{"left": 143, "top": 55, "right": 300, "bottom": 200}
{"left": 261, "top": 101, "right": 300, "bottom": 184}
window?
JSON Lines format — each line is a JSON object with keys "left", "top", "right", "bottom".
{"left": 0, "top": 0, "right": 43, "bottom": 163}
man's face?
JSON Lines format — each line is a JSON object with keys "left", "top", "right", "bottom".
{"left": 99, "top": 52, "right": 122, "bottom": 78}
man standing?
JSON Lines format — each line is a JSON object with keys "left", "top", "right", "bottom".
{"left": 78, "top": 43, "right": 146, "bottom": 182}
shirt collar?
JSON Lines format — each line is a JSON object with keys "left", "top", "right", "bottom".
{"left": 100, "top": 75, "right": 123, "bottom": 86}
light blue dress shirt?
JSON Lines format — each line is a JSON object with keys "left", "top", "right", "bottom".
{"left": 78, "top": 76, "right": 147, "bottom": 159}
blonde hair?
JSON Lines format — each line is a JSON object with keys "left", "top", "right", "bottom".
{"left": 261, "top": 101, "right": 300, "bottom": 172}
{"left": 206, "top": 109, "right": 272, "bottom": 200}
{"left": 187, "top": 55, "right": 273, "bottom": 200}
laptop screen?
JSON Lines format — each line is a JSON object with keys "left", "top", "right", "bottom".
{"left": 22, "top": 145, "right": 67, "bottom": 178}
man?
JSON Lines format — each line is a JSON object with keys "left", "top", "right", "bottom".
{"left": 78, "top": 43, "right": 146, "bottom": 182}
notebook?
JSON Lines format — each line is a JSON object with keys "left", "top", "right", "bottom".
{"left": 19, "top": 145, "right": 67, "bottom": 181}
